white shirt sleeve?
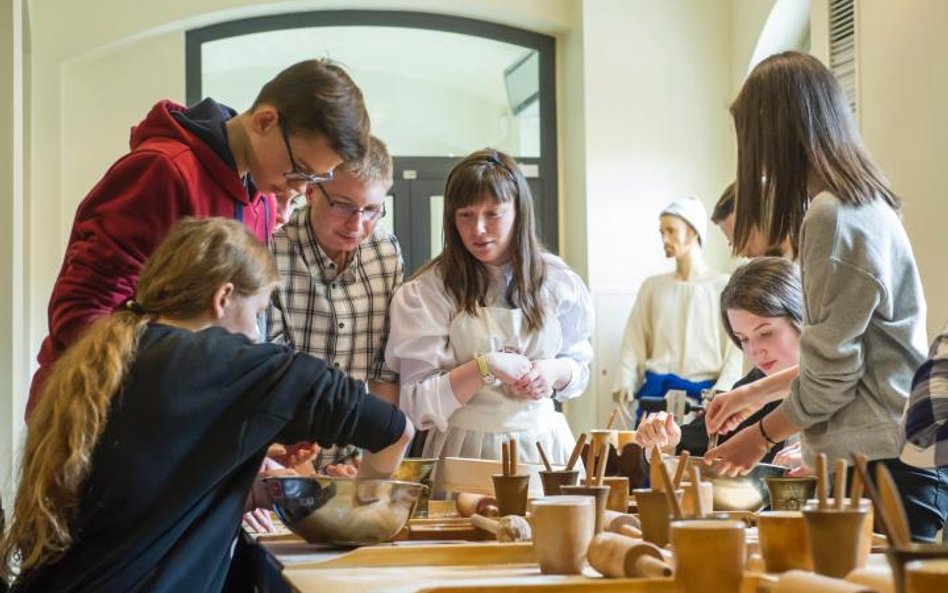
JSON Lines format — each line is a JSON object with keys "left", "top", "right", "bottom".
{"left": 384, "top": 271, "right": 461, "bottom": 432}
{"left": 550, "top": 266, "right": 595, "bottom": 402}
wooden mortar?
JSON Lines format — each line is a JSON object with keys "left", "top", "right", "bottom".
{"left": 757, "top": 510, "right": 813, "bottom": 573}
{"left": 671, "top": 519, "right": 746, "bottom": 593}
{"left": 587, "top": 532, "right": 672, "bottom": 578}
{"left": 491, "top": 474, "right": 530, "bottom": 517}
{"left": 560, "top": 484, "right": 610, "bottom": 534}
{"left": 539, "top": 469, "right": 580, "bottom": 496}
{"left": 905, "top": 559, "right": 948, "bottom": 593}
{"left": 602, "top": 476, "right": 630, "bottom": 512}
{"left": 530, "top": 495, "right": 596, "bottom": 575}
{"left": 802, "top": 505, "right": 869, "bottom": 578}
{"left": 633, "top": 487, "right": 682, "bottom": 547}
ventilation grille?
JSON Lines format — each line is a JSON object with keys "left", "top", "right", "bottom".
{"left": 829, "top": 0, "right": 857, "bottom": 115}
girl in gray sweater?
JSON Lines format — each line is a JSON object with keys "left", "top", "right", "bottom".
{"left": 705, "top": 51, "right": 947, "bottom": 542}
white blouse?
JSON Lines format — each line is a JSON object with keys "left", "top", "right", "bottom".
{"left": 386, "top": 253, "right": 594, "bottom": 433}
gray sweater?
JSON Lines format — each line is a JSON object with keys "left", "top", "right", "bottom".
{"left": 782, "top": 191, "right": 928, "bottom": 465}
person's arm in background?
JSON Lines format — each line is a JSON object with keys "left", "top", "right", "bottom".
{"left": 900, "top": 324, "right": 948, "bottom": 468}
{"left": 29, "top": 153, "right": 191, "bottom": 414}
{"left": 368, "top": 236, "right": 405, "bottom": 406}
{"left": 612, "top": 282, "right": 652, "bottom": 403}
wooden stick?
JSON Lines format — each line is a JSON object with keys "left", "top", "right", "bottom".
{"left": 536, "top": 442, "right": 553, "bottom": 473}
{"left": 605, "top": 408, "right": 619, "bottom": 431}
{"left": 834, "top": 458, "right": 847, "bottom": 511}
{"left": 501, "top": 441, "right": 510, "bottom": 477}
{"left": 849, "top": 453, "right": 866, "bottom": 508}
{"left": 851, "top": 454, "right": 900, "bottom": 547}
{"left": 565, "top": 433, "right": 587, "bottom": 472}
{"left": 509, "top": 438, "right": 518, "bottom": 476}
{"left": 672, "top": 451, "right": 690, "bottom": 490}
{"left": 876, "top": 463, "right": 911, "bottom": 548}
{"left": 649, "top": 446, "right": 665, "bottom": 493}
{"left": 615, "top": 405, "right": 631, "bottom": 430}
{"left": 585, "top": 438, "right": 598, "bottom": 486}
{"left": 688, "top": 463, "right": 703, "bottom": 518}
{"left": 656, "top": 451, "right": 683, "bottom": 520}
{"left": 595, "top": 442, "right": 610, "bottom": 487}
{"left": 816, "top": 452, "right": 828, "bottom": 510}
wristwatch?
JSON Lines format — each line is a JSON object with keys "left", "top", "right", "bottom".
{"left": 474, "top": 353, "right": 496, "bottom": 385}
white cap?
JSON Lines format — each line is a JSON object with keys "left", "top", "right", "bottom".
{"left": 660, "top": 196, "right": 708, "bottom": 245}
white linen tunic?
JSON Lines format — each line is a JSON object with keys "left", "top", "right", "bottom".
{"left": 613, "top": 270, "right": 743, "bottom": 394}
{"left": 385, "top": 253, "right": 594, "bottom": 467}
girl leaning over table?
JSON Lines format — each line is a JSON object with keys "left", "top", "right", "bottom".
{"left": 385, "top": 149, "right": 594, "bottom": 480}
{"left": 704, "top": 51, "right": 948, "bottom": 542}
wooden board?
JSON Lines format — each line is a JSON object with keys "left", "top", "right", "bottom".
{"left": 440, "top": 457, "right": 548, "bottom": 496}
{"left": 290, "top": 542, "right": 536, "bottom": 569}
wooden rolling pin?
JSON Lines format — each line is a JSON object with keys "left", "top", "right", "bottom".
{"left": 456, "top": 493, "right": 499, "bottom": 518}
{"left": 470, "top": 513, "right": 532, "bottom": 543}
{"left": 603, "top": 509, "right": 641, "bottom": 534}
{"left": 587, "top": 532, "right": 672, "bottom": 578}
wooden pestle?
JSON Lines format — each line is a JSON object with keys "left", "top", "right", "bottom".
{"left": 852, "top": 454, "right": 901, "bottom": 547}
{"left": 585, "top": 438, "right": 598, "bottom": 485}
{"left": 834, "top": 458, "right": 847, "bottom": 511}
{"left": 876, "top": 463, "right": 911, "bottom": 547}
{"left": 502, "top": 441, "right": 510, "bottom": 476}
{"left": 654, "top": 448, "right": 683, "bottom": 520}
{"left": 672, "top": 450, "right": 690, "bottom": 490}
{"left": 595, "top": 441, "right": 610, "bottom": 486}
{"left": 536, "top": 442, "right": 553, "bottom": 473}
{"left": 565, "top": 433, "right": 587, "bottom": 472}
{"left": 649, "top": 446, "right": 665, "bottom": 493}
{"left": 456, "top": 493, "right": 499, "bottom": 518}
{"left": 816, "top": 452, "right": 828, "bottom": 509}
{"left": 603, "top": 509, "right": 641, "bottom": 533}
{"left": 687, "top": 463, "right": 704, "bottom": 518}
{"left": 849, "top": 454, "right": 865, "bottom": 508}
{"left": 616, "top": 523, "right": 643, "bottom": 539}
{"left": 587, "top": 532, "right": 672, "bottom": 578}
{"left": 605, "top": 408, "right": 619, "bottom": 431}
{"left": 509, "top": 438, "right": 518, "bottom": 476}
{"left": 470, "top": 513, "right": 532, "bottom": 543}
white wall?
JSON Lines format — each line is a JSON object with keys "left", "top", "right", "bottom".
{"left": 856, "top": 0, "right": 948, "bottom": 338}
{"left": 565, "top": 0, "right": 741, "bottom": 433}
{"left": 1, "top": 0, "right": 28, "bottom": 509}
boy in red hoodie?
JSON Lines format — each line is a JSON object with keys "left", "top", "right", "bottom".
{"left": 29, "top": 59, "right": 370, "bottom": 415}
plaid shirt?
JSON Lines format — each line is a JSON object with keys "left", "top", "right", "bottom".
{"left": 267, "top": 206, "right": 403, "bottom": 385}
{"left": 901, "top": 322, "right": 948, "bottom": 468}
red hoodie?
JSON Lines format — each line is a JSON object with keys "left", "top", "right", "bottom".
{"left": 29, "top": 100, "right": 277, "bottom": 415}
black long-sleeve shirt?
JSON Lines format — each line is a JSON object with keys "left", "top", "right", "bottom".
{"left": 13, "top": 324, "right": 406, "bottom": 593}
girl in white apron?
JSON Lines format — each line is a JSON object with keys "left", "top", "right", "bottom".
{"left": 386, "top": 149, "right": 594, "bottom": 483}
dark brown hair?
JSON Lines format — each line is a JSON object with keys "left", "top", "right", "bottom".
{"left": 420, "top": 149, "right": 547, "bottom": 332}
{"left": 720, "top": 257, "right": 802, "bottom": 348}
{"left": 252, "top": 59, "right": 370, "bottom": 162}
{"left": 711, "top": 182, "right": 735, "bottom": 224}
{"left": 730, "top": 51, "right": 898, "bottom": 256}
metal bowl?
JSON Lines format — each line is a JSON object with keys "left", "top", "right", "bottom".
{"left": 391, "top": 458, "right": 438, "bottom": 517}
{"left": 264, "top": 475, "right": 426, "bottom": 545}
{"left": 663, "top": 456, "right": 786, "bottom": 512}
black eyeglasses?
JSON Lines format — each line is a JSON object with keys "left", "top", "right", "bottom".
{"left": 278, "top": 113, "right": 333, "bottom": 185}
{"left": 316, "top": 183, "right": 386, "bottom": 222}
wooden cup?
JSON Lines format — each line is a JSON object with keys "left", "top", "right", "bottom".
{"left": 905, "top": 559, "right": 948, "bottom": 593}
{"left": 805, "top": 497, "right": 873, "bottom": 567}
{"left": 530, "top": 496, "right": 595, "bottom": 575}
{"left": 602, "top": 476, "right": 630, "bottom": 512}
{"left": 539, "top": 469, "right": 580, "bottom": 496}
{"left": 884, "top": 543, "right": 948, "bottom": 593}
{"left": 671, "top": 519, "right": 746, "bottom": 593}
{"left": 491, "top": 474, "right": 530, "bottom": 517}
{"left": 560, "top": 485, "right": 610, "bottom": 534}
{"left": 633, "top": 488, "right": 682, "bottom": 547}
{"left": 802, "top": 504, "right": 869, "bottom": 578}
{"left": 615, "top": 430, "right": 636, "bottom": 451}
{"left": 757, "top": 510, "right": 813, "bottom": 573}
{"left": 680, "top": 480, "right": 713, "bottom": 517}
{"left": 765, "top": 476, "right": 817, "bottom": 511}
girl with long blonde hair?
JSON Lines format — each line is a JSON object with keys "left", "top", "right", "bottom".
{"left": 1, "top": 217, "right": 412, "bottom": 592}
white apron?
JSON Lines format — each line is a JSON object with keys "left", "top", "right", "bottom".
{"left": 422, "top": 304, "right": 578, "bottom": 471}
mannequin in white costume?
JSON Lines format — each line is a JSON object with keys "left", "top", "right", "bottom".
{"left": 386, "top": 149, "right": 593, "bottom": 475}
{"left": 613, "top": 197, "right": 742, "bottom": 413}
